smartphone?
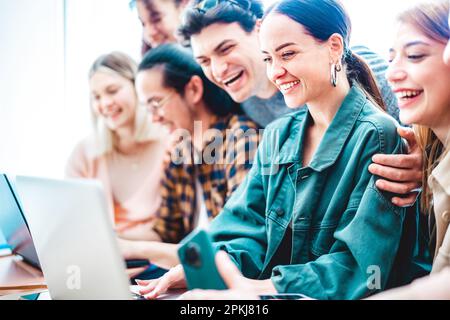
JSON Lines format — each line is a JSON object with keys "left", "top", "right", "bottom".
{"left": 259, "top": 293, "right": 312, "bottom": 300}
{"left": 178, "top": 229, "right": 227, "bottom": 291}
{"left": 125, "top": 259, "right": 150, "bottom": 269}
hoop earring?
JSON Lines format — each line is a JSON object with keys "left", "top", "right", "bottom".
{"left": 330, "top": 63, "right": 342, "bottom": 87}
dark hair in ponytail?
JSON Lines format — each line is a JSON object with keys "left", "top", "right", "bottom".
{"left": 264, "top": 0, "right": 386, "bottom": 110}
{"left": 344, "top": 52, "right": 385, "bottom": 109}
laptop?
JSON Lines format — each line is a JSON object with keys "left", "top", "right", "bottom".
{"left": 0, "top": 174, "right": 41, "bottom": 269}
{"left": 15, "top": 176, "right": 134, "bottom": 300}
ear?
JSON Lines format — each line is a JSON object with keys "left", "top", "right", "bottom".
{"left": 184, "top": 75, "right": 204, "bottom": 106}
{"left": 328, "top": 33, "right": 345, "bottom": 64}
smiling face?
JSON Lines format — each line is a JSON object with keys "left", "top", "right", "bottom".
{"left": 90, "top": 71, "right": 137, "bottom": 132}
{"left": 136, "top": 67, "right": 193, "bottom": 132}
{"left": 191, "top": 22, "right": 267, "bottom": 103}
{"left": 259, "top": 13, "right": 332, "bottom": 109}
{"left": 136, "top": 0, "right": 184, "bottom": 48}
{"left": 386, "top": 22, "right": 450, "bottom": 129}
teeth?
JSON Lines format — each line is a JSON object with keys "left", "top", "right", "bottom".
{"left": 224, "top": 75, "right": 238, "bottom": 83}
{"left": 279, "top": 81, "right": 300, "bottom": 92}
{"left": 396, "top": 90, "right": 422, "bottom": 99}
{"left": 106, "top": 109, "right": 121, "bottom": 118}
{"left": 223, "top": 71, "right": 243, "bottom": 86}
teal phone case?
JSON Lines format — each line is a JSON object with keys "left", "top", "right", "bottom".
{"left": 178, "top": 229, "right": 227, "bottom": 290}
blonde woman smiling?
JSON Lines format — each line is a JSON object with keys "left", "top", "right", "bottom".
{"left": 372, "top": 0, "right": 450, "bottom": 299}
{"left": 66, "top": 52, "right": 168, "bottom": 241}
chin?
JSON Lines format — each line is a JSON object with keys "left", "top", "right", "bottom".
{"left": 105, "top": 122, "right": 118, "bottom": 131}
{"left": 399, "top": 112, "right": 420, "bottom": 127}
{"left": 283, "top": 97, "right": 305, "bottom": 109}
{"left": 230, "top": 94, "right": 247, "bottom": 103}
{"left": 109, "top": 119, "right": 130, "bottom": 132}
{"left": 228, "top": 88, "right": 251, "bottom": 103}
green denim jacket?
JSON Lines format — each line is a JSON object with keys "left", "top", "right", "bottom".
{"left": 208, "top": 86, "right": 429, "bottom": 299}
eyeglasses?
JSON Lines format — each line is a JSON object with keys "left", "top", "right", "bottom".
{"left": 194, "top": 0, "right": 252, "bottom": 14}
{"left": 143, "top": 92, "right": 175, "bottom": 113}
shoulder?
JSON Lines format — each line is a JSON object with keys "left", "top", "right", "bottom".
{"left": 226, "top": 114, "right": 261, "bottom": 132}
{"left": 357, "top": 99, "right": 399, "bottom": 136}
{"left": 252, "top": 108, "right": 308, "bottom": 163}
{"left": 66, "top": 135, "right": 101, "bottom": 177}
{"left": 223, "top": 115, "right": 261, "bottom": 152}
{"left": 263, "top": 107, "right": 307, "bottom": 142}
{"left": 223, "top": 115, "right": 261, "bottom": 144}
{"left": 354, "top": 99, "right": 401, "bottom": 153}
{"left": 69, "top": 137, "right": 91, "bottom": 158}
{"left": 68, "top": 135, "right": 100, "bottom": 162}
{"left": 265, "top": 107, "right": 307, "bottom": 131}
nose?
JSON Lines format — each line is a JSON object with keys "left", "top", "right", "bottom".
{"left": 151, "top": 107, "right": 164, "bottom": 123}
{"left": 210, "top": 58, "right": 228, "bottom": 82}
{"left": 144, "top": 23, "right": 160, "bottom": 45}
{"left": 99, "top": 96, "right": 114, "bottom": 112}
{"left": 267, "top": 60, "right": 287, "bottom": 83}
{"left": 386, "top": 59, "right": 407, "bottom": 85}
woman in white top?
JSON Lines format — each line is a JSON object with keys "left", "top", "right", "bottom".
{"left": 66, "top": 52, "right": 168, "bottom": 241}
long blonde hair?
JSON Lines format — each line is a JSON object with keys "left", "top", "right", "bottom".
{"left": 415, "top": 126, "right": 444, "bottom": 213}
{"left": 397, "top": 0, "right": 450, "bottom": 213}
{"left": 88, "top": 51, "right": 161, "bottom": 157}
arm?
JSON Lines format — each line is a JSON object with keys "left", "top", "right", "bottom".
{"left": 271, "top": 185, "right": 405, "bottom": 299}
{"left": 116, "top": 222, "right": 162, "bottom": 242}
{"left": 119, "top": 163, "right": 195, "bottom": 271}
{"left": 209, "top": 170, "right": 268, "bottom": 279}
{"left": 65, "top": 141, "right": 90, "bottom": 178}
{"left": 118, "top": 238, "right": 179, "bottom": 270}
{"left": 208, "top": 130, "right": 268, "bottom": 279}
{"left": 137, "top": 252, "right": 276, "bottom": 300}
{"left": 181, "top": 251, "right": 273, "bottom": 300}
{"left": 369, "top": 267, "right": 450, "bottom": 300}
{"left": 369, "top": 127, "right": 423, "bottom": 207}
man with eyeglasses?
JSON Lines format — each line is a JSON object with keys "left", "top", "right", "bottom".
{"left": 118, "top": 44, "right": 261, "bottom": 272}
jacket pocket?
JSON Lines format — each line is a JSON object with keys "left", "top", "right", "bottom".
{"left": 267, "top": 205, "right": 294, "bottom": 229}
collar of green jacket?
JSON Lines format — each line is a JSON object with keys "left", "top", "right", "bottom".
{"left": 273, "top": 85, "right": 367, "bottom": 171}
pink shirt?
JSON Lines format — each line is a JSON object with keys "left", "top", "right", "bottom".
{"left": 65, "top": 136, "right": 167, "bottom": 237}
